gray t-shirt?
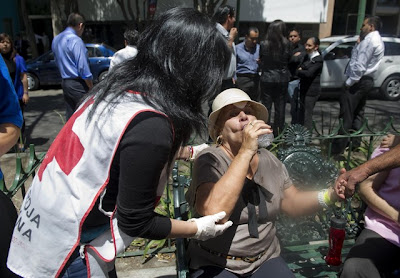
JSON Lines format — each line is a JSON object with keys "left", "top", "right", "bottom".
{"left": 186, "top": 146, "right": 292, "bottom": 275}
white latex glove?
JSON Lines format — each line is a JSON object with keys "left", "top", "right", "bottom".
{"left": 188, "top": 211, "right": 233, "bottom": 241}
{"left": 191, "top": 143, "right": 209, "bottom": 161}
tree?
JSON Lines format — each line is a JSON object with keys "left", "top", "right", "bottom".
{"left": 116, "top": 0, "right": 141, "bottom": 29}
{"left": 193, "top": 0, "right": 228, "bottom": 17}
{"left": 50, "top": 0, "right": 79, "bottom": 36}
{"left": 19, "top": 0, "right": 38, "bottom": 58}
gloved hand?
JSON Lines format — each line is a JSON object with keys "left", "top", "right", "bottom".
{"left": 188, "top": 211, "right": 233, "bottom": 241}
{"left": 191, "top": 143, "right": 209, "bottom": 161}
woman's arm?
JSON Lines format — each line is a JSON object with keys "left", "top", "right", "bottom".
{"left": 195, "top": 149, "right": 254, "bottom": 222}
{"left": 359, "top": 171, "right": 399, "bottom": 224}
{"left": 281, "top": 186, "right": 338, "bottom": 217}
{"left": 21, "top": 72, "right": 29, "bottom": 104}
{"left": 0, "top": 123, "right": 20, "bottom": 156}
{"left": 296, "top": 59, "right": 323, "bottom": 79}
{"left": 195, "top": 121, "right": 268, "bottom": 222}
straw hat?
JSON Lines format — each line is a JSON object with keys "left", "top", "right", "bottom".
{"left": 208, "top": 88, "right": 269, "bottom": 142}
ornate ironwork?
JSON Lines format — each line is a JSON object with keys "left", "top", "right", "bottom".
{"left": 276, "top": 125, "right": 365, "bottom": 246}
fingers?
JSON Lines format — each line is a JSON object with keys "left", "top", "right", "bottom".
{"left": 216, "top": 220, "right": 233, "bottom": 232}
{"left": 247, "top": 120, "right": 271, "bottom": 133}
{"left": 212, "top": 211, "right": 226, "bottom": 222}
{"left": 381, "top": 134, "right": 395, "bottom": 148}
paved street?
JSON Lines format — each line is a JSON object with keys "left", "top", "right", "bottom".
{"left": 20, "top": 87, "right": 400, "bottom": 153}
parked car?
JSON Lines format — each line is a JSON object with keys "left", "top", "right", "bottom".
{"left": 26, "top": 43, "right": 116, "bottom": 90}
{"left": 320, "top": 35, "right": 400, "bottom": 100}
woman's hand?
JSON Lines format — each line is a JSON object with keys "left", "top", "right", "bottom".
{"left": 381, "top": 134, "right": 400, "bottom": 149}
{"left": 241, "top": 120, "right": 271, "bottom": 155}
{"left": 22, "top": 93, "right": 29, "bottom": 104}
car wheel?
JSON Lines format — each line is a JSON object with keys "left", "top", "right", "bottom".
{"left": 27, "top": 73, "right": 39, "bottom": 91}
{"left": 98, "top": 71, "right": 108, "bottom": 82}
{"left": 381, "top": 75, "right": 400, "bottom": 101}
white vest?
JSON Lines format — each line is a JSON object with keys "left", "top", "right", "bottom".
{"left": 7, "top": 93, "right": 170, "bottom": 277}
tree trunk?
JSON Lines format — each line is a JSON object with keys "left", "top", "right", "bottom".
{"left": 194, "top": 0, "right": 227, "bottom": 17}
{"left": 50, "top": 0, "right": 65, "bottom": 36}
{"left": 19, "top": 0, "right": 38, "bottom": 58}
{"left": 116, "top": 0, "right": 131, "bottom": 22}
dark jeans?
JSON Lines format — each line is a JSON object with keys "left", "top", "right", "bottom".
{"left": 62, "top": 79, "right": 89, "bottom": 121}
{"left": 60, "top": 248, "right": 117, "bottom": 278}
{"left": 340, "top": 228, "right": 400, "bottom": 278}
{"left": 291, "top": 89, "right": 319, "bottom": 130}
{"left": 260, "top": 82, "right": 288, "bottom": 136}
{"left": 189, "top": 256, "right": 295, "bottom": 278}
{"left": 332, "top": 76, "right": 374, "bottom": 154}
{"left": 236, "top": 74, "right": 260, "bottom": 101}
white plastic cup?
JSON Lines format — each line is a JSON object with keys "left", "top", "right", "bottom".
{"left": 258, "top": 133, "right": 274, "bottom": 148}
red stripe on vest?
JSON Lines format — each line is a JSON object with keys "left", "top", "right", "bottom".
{"left": 38, "top": 98, "right": 95, "bottom": 181}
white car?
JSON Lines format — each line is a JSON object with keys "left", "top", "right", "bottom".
{"left": 320, "top": 35, "right": 400, "bottom": 100}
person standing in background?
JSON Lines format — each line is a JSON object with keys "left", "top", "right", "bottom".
{"left": 294, "top": 37, "right": 323, "bottom": 130}
{"left": 212, "top": 4, "right": 237, "bottom": 91}
{"left": 235, "top": 27, "right": 260, "bottom": 101}
{"left": 288, "top": 28, "right": 306, "bottom": 78}
{"left": 0, "top": 33, "right": 29, "bottom": 151}
{"left": 332, "top": 16, "right": 384, "bottom": 155}
{"left": 259, "top": 20, "right": 291, "bottom": 136}
{"left": 288, "top": 27, "right": 306, "bottom": 124}
{"left": 109, "top": 27, "right": 139, "bottom": 71}
{"left": 52, "top": 12, "right": 93, "bottom": 121}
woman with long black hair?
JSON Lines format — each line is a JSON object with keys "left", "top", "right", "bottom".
{"left": 7, "top": 8, "right": 232, "bottom": 277}
{"left": 259, "top": 20, "right": 291, "bottom": 136}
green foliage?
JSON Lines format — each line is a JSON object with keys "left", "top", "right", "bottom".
{"left": 142, "top": 239, "right": 167, "bottom": 257}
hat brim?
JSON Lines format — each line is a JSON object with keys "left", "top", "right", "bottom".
{"left": 208, "top": 100, "right": 269, "bottom": 142}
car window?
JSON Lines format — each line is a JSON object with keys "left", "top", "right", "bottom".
{"left": 87, "top": 47, "right": 95, "bottom": 57}
{"left": 330, "top": 42, "right": 354, "bottom": 59}
{"left": 95, "top": 48, "right": 103, "bottom": 57}
{"left": 319, "top": 42, "right": 332, "bottom": 53}
{"left": 40, "top": 52, "right": 54, "bottom": 62}
{"left": 384, "top": 42, "right": 400, "bottom": 56}
{"left": 87, "top": 46, "right": 105, "bottom": 58}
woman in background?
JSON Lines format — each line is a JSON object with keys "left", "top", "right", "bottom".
{"left": 0, "top": 33, "right": 29, "bottom": 151}
{"left": 293, "top": 36, "right": 323, "bottom": 130}
{"left": 259, "top": 20, "right": 291, "bottom": 136}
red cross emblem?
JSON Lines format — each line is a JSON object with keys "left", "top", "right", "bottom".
{"left": 38, "top": 99, "right": 94, "bottom": 181}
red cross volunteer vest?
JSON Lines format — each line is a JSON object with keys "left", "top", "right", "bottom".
{"left": 7, "top": 92, "right": 171, "bottom": 277}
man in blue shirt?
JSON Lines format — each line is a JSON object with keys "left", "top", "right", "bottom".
{"left": 235, "top": 27, "right": 260, "bottom": 101}
{"left": 52, "top": 12, "right": 93, "bottom": 121}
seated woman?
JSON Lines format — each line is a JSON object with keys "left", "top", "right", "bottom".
{"left": 186, "top": 88, "right": 341, "bottom": 277}
{"left": 340, "top": 135, "right": 400, "bottom": 278}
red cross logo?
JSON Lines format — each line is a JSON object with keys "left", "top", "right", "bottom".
{"left": 38, "top": 99, "right": 94, "bottom": 181}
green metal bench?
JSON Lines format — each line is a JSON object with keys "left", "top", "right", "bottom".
{"left": 276, "top": 125, "right": 365, "bottom": 277}
{"left": 0, "top": 144, "right": 45, "bottom": 198}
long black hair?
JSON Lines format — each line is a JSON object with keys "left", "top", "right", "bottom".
{"left": 86, "top": 7, "right": 230, "bottom": 166}
{"left": 262, "top": 19, "right": 289, "bottom": 58}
